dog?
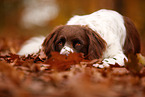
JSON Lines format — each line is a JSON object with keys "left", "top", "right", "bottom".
{"left": 18, "top": 9, "right": 141, "bottom": 68}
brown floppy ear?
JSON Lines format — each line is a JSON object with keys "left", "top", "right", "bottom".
{"left": 42, "top": 25, "right": 64, "bottom": 58}
{"left": 83, "top": 26, "right": 106, "bottom": 60}
{"left": 123, "top": 16, "right": 141, "bottom": 56}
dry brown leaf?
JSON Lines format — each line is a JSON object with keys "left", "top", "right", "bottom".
{"left": 44, "top": 52, "right": 89, "bottom": 71}
{"left": 137, "top": 53, "right": 145, "bottom": 66}
{"left": 125, "top": 54, "right": 144, "bottom": 76}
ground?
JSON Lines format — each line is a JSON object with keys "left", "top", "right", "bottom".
{"left": 0, "top": 36, "right": 145, "bottom": 97}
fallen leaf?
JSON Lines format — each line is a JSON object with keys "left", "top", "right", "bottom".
{"left": 137, "top": 53, "right": 145, "bottom": 66}
{"left": 125, "top": 54, "right": 144, "bottom": 76}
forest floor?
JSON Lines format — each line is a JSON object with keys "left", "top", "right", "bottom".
{"left": 0, "top": 36, "right": 145, "bottom": 97}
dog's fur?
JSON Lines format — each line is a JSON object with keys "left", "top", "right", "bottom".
{"left": 18, "top": 9, "right": 141, "bottom": 68}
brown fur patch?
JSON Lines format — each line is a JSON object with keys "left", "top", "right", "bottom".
{"left": 123, "top": 17, "right": 141, "bottom": 56}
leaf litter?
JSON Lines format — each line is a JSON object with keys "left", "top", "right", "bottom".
{"left": 0, "top": 37, "right": 145, "bottom": 97}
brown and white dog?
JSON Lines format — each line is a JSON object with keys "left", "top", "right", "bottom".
{"left": 18, "top": 9, "right": 141, "bottom": 68}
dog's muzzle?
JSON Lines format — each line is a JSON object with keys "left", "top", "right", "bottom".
{"left": 60, "top": 46, "right": 74, "bottom": 55}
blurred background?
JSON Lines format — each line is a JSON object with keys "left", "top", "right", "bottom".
{"left": 0, "top": 0, "right": 145, "bottom": 54}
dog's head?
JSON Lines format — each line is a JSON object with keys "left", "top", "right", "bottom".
{"left": 42, "top": 25, "right": 106, "bottom": 60}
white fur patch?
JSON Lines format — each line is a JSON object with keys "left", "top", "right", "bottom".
{"left": 17, "top": 36, "right": 45, "bottom": 56}
{"left": 60, "top": 46, "right": 74, "bottom": 55}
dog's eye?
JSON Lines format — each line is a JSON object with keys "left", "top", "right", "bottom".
{"left": 73, "top": 41, "right": 82, "bottom": 48}
{"left": 58, "top": 41, "right": 63, "bottom": 46}
{"left": 75, "top": 42, "right": 81, "bottom": 46}
{"left": 57, "top": 38, "right": 65, "bottom": 46}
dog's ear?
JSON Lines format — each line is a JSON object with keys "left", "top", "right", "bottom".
{"left": 42, "top": 25, "right": 64, "bottom": 58}
{"left": 83, "top": 26, "right": 106, "bottom": 60}
{"left": 123, "top": 16, "right": 141, "bottom": 56}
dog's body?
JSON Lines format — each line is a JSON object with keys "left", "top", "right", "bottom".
{"left": 18, "top": 9, "right": 141, "bottom": 68}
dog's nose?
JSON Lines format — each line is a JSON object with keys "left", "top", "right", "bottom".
{"left": 60, "top": 46, "right": 74, "bottom": 55}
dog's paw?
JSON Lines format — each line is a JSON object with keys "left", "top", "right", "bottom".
{"left": 93, "top": 58, "right": 125, "bottom": 68}
{"left": 93, "top": 62, "right": 110, "bottom": 68}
